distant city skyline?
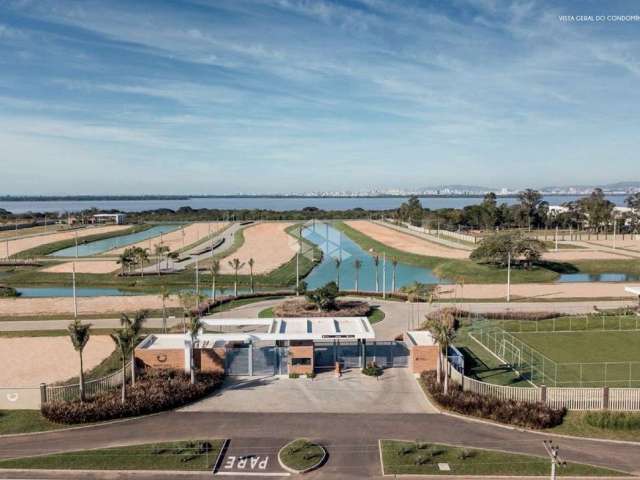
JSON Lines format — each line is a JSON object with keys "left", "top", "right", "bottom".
{"left": 1, "top": 0, "right": 639, "bottom": 194}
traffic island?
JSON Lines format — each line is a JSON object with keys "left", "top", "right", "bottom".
{"left": 278, "top": 438, "right": 326, "bottom": 474}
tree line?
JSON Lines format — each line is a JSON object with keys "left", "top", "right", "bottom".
{"left": 396, "top": 189, "right": 640, "bottom": 233}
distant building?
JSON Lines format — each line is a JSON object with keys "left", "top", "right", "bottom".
{"left": 92, "top": 213, "right": 127, "bottom": 225}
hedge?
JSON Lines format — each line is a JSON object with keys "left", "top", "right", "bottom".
{"left": 421, "top": 371, "right": 565, "bottom": 429}
{"left": 41, "top": 370, "right": 223, "bottom": 424}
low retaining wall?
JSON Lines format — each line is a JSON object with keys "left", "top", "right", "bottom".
{"left": 0, "top": 386, "right": 42, "bottom": 410}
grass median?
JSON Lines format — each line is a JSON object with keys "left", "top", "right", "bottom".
{"left": 0, "top": 439, "right": 224, "bottom": 470}
{"left": 380, "top": 440, "right": 626, "bottom": 476}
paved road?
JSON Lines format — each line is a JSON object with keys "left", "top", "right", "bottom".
{"left": 1, "top": 297, "right": 636, "bottom": 335}
{"left": 1, "top": 411, "right": 639, "bottom": 478}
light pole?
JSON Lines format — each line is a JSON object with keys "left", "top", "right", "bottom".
{"left": 195, "top": 255, "right": 199, "bottom": 296}
{"left": 543, "top": 440, "right": 565, "bottom": 480}
{"left": 72, "top": 261, "right": 78, "bottom": 318}
{"left": 613, "top": 217, "right": 617, "bottom": 250}
{"left": 382, "top": 251, "right": 386, "bottom": 299}
{"left": 75, "top": 231, "right": 79, "bottom": 258}
{"left": 506, "top": 251, "right": 511, "bottom": 303}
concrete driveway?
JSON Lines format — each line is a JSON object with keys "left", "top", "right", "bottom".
{"left": 180, "top": 368, "right": 437, "bottom": 414}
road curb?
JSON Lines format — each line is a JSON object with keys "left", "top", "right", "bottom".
{"left": 277, "top": 438, "right": 326, "bottom": 475}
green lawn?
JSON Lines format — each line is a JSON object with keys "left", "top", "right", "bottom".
{"left": 468, "top": 325, "right": 640, "bottom": 388}
{"left": 333, "top": 221, "right": 560, "bottom": 284}
{"left": 0, "top": 439, "right": 224, "bottom": 470}
{"left": 278, "top": 439, "right": 324, "bottom": 472}
{"left": 549, "top": 411, "right": 640, "bottom": 443}
{"left": 380, "top": 440, "right": 626, "bottom": 476}
{"left": 0, "top": 410, "right": 63, "bottom": 435}
{"left": 513, "top": 330, "right": 640, "bottom": 364}
{"left": 453, "top": 326, "right": 530, "bottom": 387}
{"left": 367, "top": 307, "right": 385, "bottom": 324}
{"left": 258, "top": 306, "right": 275, "bottom": 318}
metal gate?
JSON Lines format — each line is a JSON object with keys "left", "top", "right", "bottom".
{"left": 365, "top": 341, "right": 409, "bottom": 368}
{"left": 225, "top": 346, "right": 250, "bottom": 375}
{"left": 225, "top": 345, "right": 288, "bottom": 376}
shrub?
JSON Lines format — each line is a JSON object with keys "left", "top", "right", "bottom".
{"left": 458, "top": 448, "right": 475, "bottom": 460}
{"left": 420, "top": 371, "right": 565, "bottom": 429}
{"left": 274, "top": 299, "right": 370, "bottom": 318}
{"left": 362, "top": 362, "right": 383, "bottom": 377}
{"left": 584, "top": 411, "right": 640, "bottom": 431}
{"left": 0, "top": 285, "right": 20, "bottom": 298}
{"left": 41, "top": 370, "right": 223, "bottom": 424}
{"left": 289, "top": 373, "right": 300, "bottom": 379}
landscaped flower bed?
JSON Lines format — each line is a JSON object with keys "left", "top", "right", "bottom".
{"left": 274, "top": 299, "right": 370, "bottom": 317}
{"left": 41, "top": 370, "right": 223, "bottom": 424}
{"left": 420, "top": 371, "right": 565, "bottom": 429}
{"left": 278, "top": 439, "right": 325, "bottom": 474}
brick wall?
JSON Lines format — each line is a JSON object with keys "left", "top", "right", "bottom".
{"left": 196, "top": 347, "right": 226, "bottom": 374}
{"left": 409, "top": 345, "right": 439, "bottom": 374}
{"left": 289, "top": 341, "right": 314, "bottom": 375}
{"left": 135, "top": 348, "right": 184, "bottom": 371}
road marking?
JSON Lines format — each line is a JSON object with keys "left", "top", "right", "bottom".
{"left": 216, "top": 473, "right": 290, "bottom": 477}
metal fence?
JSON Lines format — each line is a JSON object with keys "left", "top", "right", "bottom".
{"left": 45, "top": 362, "right": 131, "bottom": 403}
{"left": 490, "top": 315, "right": 640, "bottom": 334}
{"left": 447, "top": 359, "right": 640, "bottom": 411}
{"left": 469, "top": 322, "right": 640, "bottom": 387}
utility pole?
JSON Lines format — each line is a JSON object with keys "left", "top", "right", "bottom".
{"left": 295, "top": 226, "right": 301, "bottom": 295}
{"left": 72, "top": 261, "right": 78, "bottom": 319}
{"left": 613, "top": 217, "right": 617, "bottom": 250}
{"left": 75, "top": 231, "right": 79, "bottom": 258}
{"left": 506, "top": 251, "right": 511, "bottom": 303}
{"left": 543, "top": 440, "right": 565, "bottom": 480}
{"left": 195, "top": 255, "right": 199, "bottom": 296}
{"left": 555, "top": 226, "right": 558, "bottom": 252}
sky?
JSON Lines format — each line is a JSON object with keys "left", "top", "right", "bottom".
{"left": 1, "top": 0, "right": 639, "bottom": 195}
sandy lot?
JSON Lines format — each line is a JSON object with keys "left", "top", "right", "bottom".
{"left": 0, "top": 294, "right": 180, "bottom": 317}
{"left": 105, "top": 222, "right": 227, "bottom": 256}
{"left": 220, "top": 222, "right": 297, "bottom": 274}
{"left": 3, "top": 225, "right": 128, "bottom": 257}
{"left": 41, "top": 260, "right": 121, "bottom": 274}
{"left": 583, "top": 239, "right": 640, "bottom": 253}
{"left": 0, "top": 225, "right": 65, "bottom": 240}
{"left": 346, "top": 221, "right": 469, "bottom": 259}
{"left": 542, "top": 249, "right": 635, "bottom": 261}
{"left": 0, "top": 336, "right": 114, "bottom": 386}
{"left": 436, "top": 282, "right": 639, "bottom": 301}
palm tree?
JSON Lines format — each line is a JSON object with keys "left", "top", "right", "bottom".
{"left": 154, "top": 244, "right": 169, "bottom": 274}
{"left": 391, "top": 257, "right": 398, "bottom": 292}
{"left": 186, "top": 314, "right": 203, "bottom": 385}
{"left": 248, "top": 258, "right": 255, "bottom": 293}
{"left": 178, "top": 290, "right": 198, "bottom": 333}
{"left": 117, "top": 250, "right": 133, "bottom": 276}
{"left": 353, "top": 259, "right": 362, "bottom": 292}
{"left": 136, "top": 247, "right": 149, "bottom": 277}
{"left": 373, "top": 255, "right": 380, "bottom": 292}
{"left": 108, "top": 310, "right": 147, "bottom": 404}
{"left": 67, "top": 319, "right": 91, "bottom": 402}
{"left": 334, "top": 258, "right": 341, "bottom": 290}
{"left": 425, "top": 314, "right": 456, "bottom": 394}
{"left": 228, "top": 258, "right": 245, "bottom": 297}
{"left": 159, "top": 285, "right": 170, "bottom": 333}
{"left": 210, "top": 259, "right": 220, "bottom": 301}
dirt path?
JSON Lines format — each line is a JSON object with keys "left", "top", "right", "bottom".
{"left": 219, "top": 222, "right": 297, "bottom": 274}
{"left": 436, "top": 282, "right": 639, "bottom": 301}
{"left": 0, "top": 336, "right": 114, "bottom": 386}
{"left": 2, "top": 225, "right": 128, "bottom": 257}
{"left": 0, "top": 295, "right": 180, "bottom": 317}
{"left": 41, "top": 260, "right": 120, "bottom": 274}
{"left": 346, "top": 220, "right": 470, "bottom": 259}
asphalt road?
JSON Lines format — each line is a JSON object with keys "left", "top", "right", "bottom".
{"left": 1, "top": 411, "right": 639, "bottom": 479}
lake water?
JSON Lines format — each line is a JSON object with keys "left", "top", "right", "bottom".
{"left": 0, "top": 194, "right": 630, "bottom": 214}
{"left": 302, "top": 221, "right": 446, "bottom": 290}
{"left": 15, "top": 287, "right": 144, "bottom": 298}
{"left": 50, "top": 224, "right": 180, "bottom": 257}
{"left": 557, "top": 273, "right": 640, "bottom": 283}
